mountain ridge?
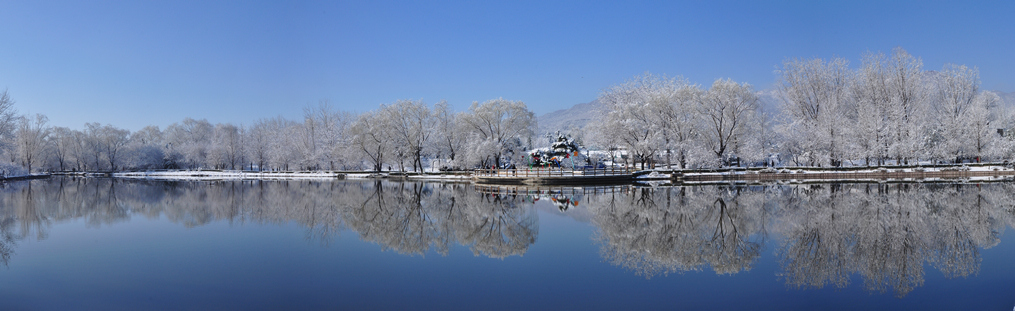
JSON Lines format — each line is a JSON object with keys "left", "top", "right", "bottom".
{"left": 535, "top": 99, "right": 603, "bottom": 136}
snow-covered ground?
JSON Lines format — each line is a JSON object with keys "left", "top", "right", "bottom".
{"left": 344, "top": 172, "right": 472, "bottom": 181}
{"left": 114, "top": 170, "right": 346, "bottom": 181}
{"left": 682, "top": 164, "right": 1012, "bottom": 175}
{"left": 112, "top": 170, "right": 473, "bottom": 182}
{"left": 668, "top": 164, "right": 1015, "bottom": 185}
{"left": 23, "top": 163, "right": 1015, "bottom": 184}
{"left": 0, "top": 173, "right": 50, "bottom": 181}
{"left": 406, "top": 174, "right": 472, "bottom": 181}
{"left": 636, "top": 171, "right": 672, "bottom": 179}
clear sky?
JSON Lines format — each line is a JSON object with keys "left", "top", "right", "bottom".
{"left": 1, "top": 0, "right": 1012, "bottom": 131}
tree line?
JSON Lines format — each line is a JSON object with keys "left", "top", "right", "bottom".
{"left": 1, "top": 47, "right": 1013, "bottom": 175}
{"left": 592, "top": 48, "right": 1013, "bottom": 169}
{"left": 0, "top": 95, "right": 537, "bottom": 174}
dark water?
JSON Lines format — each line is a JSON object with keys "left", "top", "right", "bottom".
{"left": 1, "top": 177, "right": 1013, "bottom": 310}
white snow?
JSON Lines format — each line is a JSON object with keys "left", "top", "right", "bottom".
{"left": 636, "top": 171, "right": 672, "bottom": 179}
{"left": 113, "top": 170, "right": 474, "bottom": 181}
{"left": 114, "top": 170, "right": 346, "bottom": 181}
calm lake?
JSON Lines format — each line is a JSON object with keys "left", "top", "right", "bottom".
{"left": 1, "top": 177, "right": 1013, "bottom": 310}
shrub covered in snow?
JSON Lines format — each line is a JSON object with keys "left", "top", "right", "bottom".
{"left": 0, "top": 162, "right": 28, "bottom": 178}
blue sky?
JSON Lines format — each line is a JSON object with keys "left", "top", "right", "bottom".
{"left": 1, "top": 0, "right": 1012, "bottom": 131}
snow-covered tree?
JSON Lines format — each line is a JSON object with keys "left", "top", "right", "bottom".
{"left": 699, "top": 79, "right": 761, "bottom": 167}
{"left": 883, "top": 48, "right": 928, "bottom": 164}
{"left": 165, "top": 118, "right": 213, "bottom": 169}
{"left": 923, "top": 64, "right": 1003, "bottom": 163}
{"left": 13, "top": 114, "right": 50, "bottom": 173}
{"left": 124, "top": 125, "right": 165, "bottom": 170}
{"left": 379, "top": 99, "right": 439, "bottom": 172}
{"left": 246, "top": 119, "right": 273, "bottom": 171}
{"left": 530, "top": 132, "right": 585, "bottom": 168}
{"left": 458, "top": 98, "right": 535, "bottom": 168}
{"left": 45, "top": 127, "right": 76, "bottom": 171}
{"left": 432, "top": 101, "right": 466, "bottom": 169}
{"left": 969, "top": 91, "right": 1000, "bottom": 161}
{"left": 850, "top": 48, "right": 927, "bottom": 165}
{"left": 595, "top": 74, "right": 678, "bottom": 169}
{"left": 778, "top": 57, "right": 853, "bottom": 166}
{"left": 597, "top": 81, "right": 653, "bottom": 168}
{"left": 96, "top": 124, "right": 130, "bottom": 171}
{"left": 307, "top": 102, "right": 354, "bottom": 170}
{"left": 81, "top": 123, "right": 105, "bottom": 170}
{"left": 0, "top": 90, "right": 17, "bottom": 155}
{"left": 66, "top": 128, "right": 90, "bottom": 171}
{"left": 269, "top": 117, "right": 300, "bottom": 171}
{"left": 349, "top": 111, "right": 390, "bottom": 172}
{"left": 296, "top": 107, "right": 321, "bottom": 169}
{"left": 654, "top": 82, "right": 707, "bottom": 168}
{"left": 993, "top": 106, "right": 1015, "bottom": 160}
{"left": 595, "top": 73, "right": 769, "bottom": 169}
{"left": 209, "top": 123, "right": 244, "bottom": 170}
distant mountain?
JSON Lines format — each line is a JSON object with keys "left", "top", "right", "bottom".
{"left": 755, "top": 90, "right": 783, "bottom": 117}
{"left": 996, "top": 90, "right": 1015, "bottom": 109}
{"left": 535, "top": 99, "right": 603, "bottom": 136}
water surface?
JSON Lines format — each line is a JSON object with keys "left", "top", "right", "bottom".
{"left": 1, "top": 178, "right": 1013, "bottom": 310}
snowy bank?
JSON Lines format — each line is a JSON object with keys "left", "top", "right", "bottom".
{"left": 668, "top": 164, "right": 1015, "bottom": 184}
{"left": 344, "top": 172, "right": 472, "bottom": 181}
{"left": 112, "top": 170, "right": 474, "bottom": 182}
{"left": 114, "top": 170, "right": 346, "bottom": 181}
{"left": 0, "top": 173, "right": 51, "bottom": 182}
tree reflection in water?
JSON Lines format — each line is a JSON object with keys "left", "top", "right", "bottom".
{"left": 1, "top": 178, "right": 1014, "bottom": 296}
{"left": 0, "top": 177, "right": 538, "bottom": 261}
{"left": 0, "top": 218, "right": 14, "bottom": 267}
{"left": 773, "top": 183, "right": 1007, "bottom": 297}
{"left": 589, "top": 186, "right": 768, "bottom": 277}
{"left": 586, "top": 183, "right": 1015, "bottom": 297}
{"left": 339, "top": 181, "right": 537, "bottom": 258}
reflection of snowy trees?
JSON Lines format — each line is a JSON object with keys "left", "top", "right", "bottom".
{"left": 454, "top": 190, "right": 538, "bottom": 258}
{"left": 340, "top": 181, "right": 537, "bottom": 258}
{"left": 589, "top": 186, "right": 768, "bottom": 276}
{"left": 587, "top": 183, "right": 1012, "bottom": 297}
{"left": 342, "top": 181, "right": 452, "bottom": 255}
{"left": 0, "top": 218, "right": 13, "bottom": 267}
{"left": 0, "top": 178, "right": 538, "bottom": 260}
{"left": 773, "top": 184, "right": 1004, "bottom": 296}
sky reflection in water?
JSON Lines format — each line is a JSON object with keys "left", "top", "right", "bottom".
{"left": 0, "top": 178, "right": 1013, "bottom": 310}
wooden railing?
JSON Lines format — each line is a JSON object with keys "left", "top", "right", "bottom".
{"left": 473, "top": 167, "right": 632, "bottom": 178}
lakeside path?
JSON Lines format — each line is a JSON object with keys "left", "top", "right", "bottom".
{"left": 651, "top": 164, "right": 1015, "bottom": 184}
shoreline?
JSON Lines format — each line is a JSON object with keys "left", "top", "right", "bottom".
{"left": 24, "top": 163, "right": 1015, "bottom": 184}
{"left": 0, "top": 173, "right": 51, "bottom": 182}
{"left": 47, "top": 170, "right": 472, "bottom": 182}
